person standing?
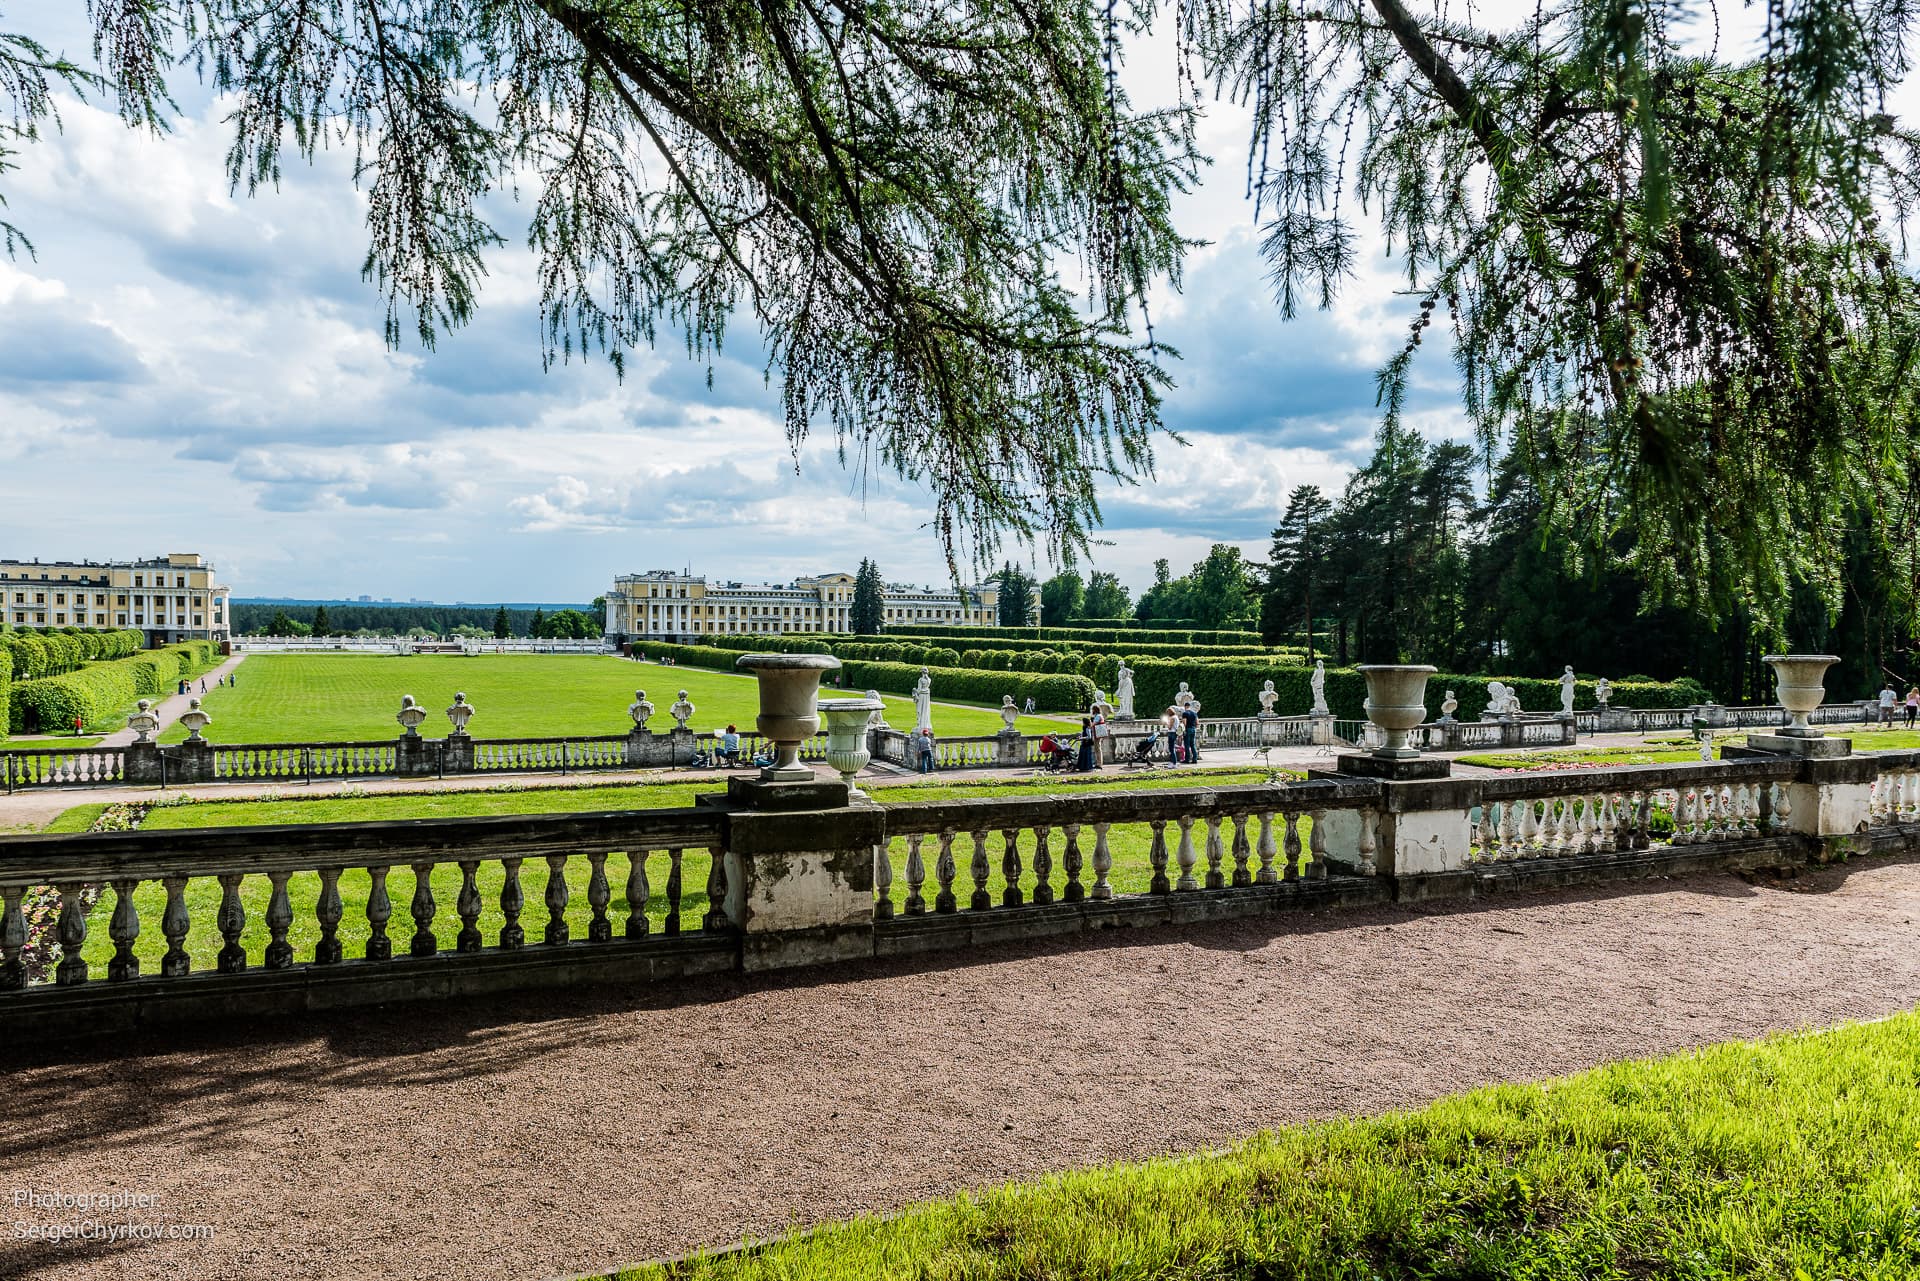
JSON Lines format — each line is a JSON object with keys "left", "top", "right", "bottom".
{"left": 1076, "top": 718, "right": 1096, "bottom": 771}
{"left": 917, "top": 728, "right": 937, "bottom": 773}
{"left": 1880, "top": 682, "right": 1897, "bottom": 725}
{"left": 1906, "top": 687, "right": 1918, "bottom": 729}
{"left": 1180, "top": 701, "right": 1200, "bottom": 763}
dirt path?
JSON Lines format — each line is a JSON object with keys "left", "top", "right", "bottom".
{"left": 92, "top": 654, "right": 248, "bottom": 748}
{"left": 2, "top": 858, "right": 1917, "bottom": 1281}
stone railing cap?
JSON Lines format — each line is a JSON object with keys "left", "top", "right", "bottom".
{"left": 735, "top": 653, "right": 842, "bottom": 672}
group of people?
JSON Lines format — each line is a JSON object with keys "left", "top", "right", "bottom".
{"left": 1877, "top": 683, "right": 1920, "bottom": 728}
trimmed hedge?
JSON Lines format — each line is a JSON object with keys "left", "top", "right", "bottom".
{"left": 8, "top": 641, "right": 220, "bottom": 735}
{"left": 0, "top": 628, "right": 144, "bottom": 681}
{"left": 644, "top": 641, "right": 1096, "bottom": 713}
{"left": 881, "top": 624, "right": 1264, "bottom": 646}
{"left": 710, "top": 633, "right": 1301, "bottom": 667}
{"left": 1116, "top": 658, "right": 1711, "bottom": 721}
{"left": 0, "top": 651, "right": 8, "bottom": 743}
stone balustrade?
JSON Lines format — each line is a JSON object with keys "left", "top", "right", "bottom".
{"left": 3, "top": 738, "right": 1918, "bottom": 1038}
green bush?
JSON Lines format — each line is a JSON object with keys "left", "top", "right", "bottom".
{"left": 6, "top": 640, "right": 219, "bottom": 734}
{"left": 961, "top": 649, "right": 985, "bottom": 668}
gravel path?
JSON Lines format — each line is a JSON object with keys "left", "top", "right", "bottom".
{"left": 3, "top": 858, "right": 1918, "bottom": 1281}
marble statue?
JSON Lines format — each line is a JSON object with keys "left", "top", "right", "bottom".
{"left": 1483, "top": 682, "right": 1510, "bottom": 720}
{"left": 125, "top": 698, "right": 160, "bottom": 744}
{"left": 178, "top": 698, "right": 212, "bottom": 742}
{"left": 628, "top": 689, "right": 655, "bottom": 731}
{"left": 1595, "top": 676, "right": 1612, "bottom": 707}
{"left": 999, "top": 695, "right": 1020, "bottom": 732}
{"left": 396, "top": 694, "right": 428, "bottom": 737}
{"left": 1559, "top": 665, "right": 1578, "bottom": 716}
{"left": 1115, "top": 661, "right": 1136, "bottom": 720}
{"left": 1257, "top": 680, "right": 1280, "bottom": 717}
{"left": 1439, "top": 690, "right": 1458, "bottom": 722}
{"left": 670, "top": 690, "right": 695, "bottom": 730}
{"left": 913, "top": 667, "right": 934, "bottom": 732}
{"left": 866, "top": 690, "right": 890, "bottom": 730}
{"left": 1310, "top": 660, "right": 1329, "bottom": 717}
{"left": 1091, "top": 688, "right": 1113, "bottom": 719}
{"left": 445, "top": 692, "right": 475, "bottom": 736}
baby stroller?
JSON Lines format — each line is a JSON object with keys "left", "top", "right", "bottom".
{"left": 1040, "top": 733, "right": 1078, "bottom": 772}
{"left": 1122, "top": 730, "right": 1164, "bottom": 768}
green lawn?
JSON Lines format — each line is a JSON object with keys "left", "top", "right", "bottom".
{"left": 602, "top": 1012, "right": 1920, "bottom": 1280}
{"left": 55, "top": 767, "right": 1288, "bottom": 979}
{"left": 1458, "top": 744, "right": 1721, "bottom": 768}
{"left": 0, "top": 736, "right": 103, "bottom": 751}
{"left": 157, "top": 654, "right": 1076, "bottom": 745}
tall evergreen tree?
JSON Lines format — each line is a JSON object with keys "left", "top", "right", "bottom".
{"left": 493, "top": 606, "right": 511, "bottom": 639}
{"left": 993, "top": 563, "right": 1037, "bottom": 626}
{"left": 1260, "top": 485, "right": 1334, "bottom": 655}
{"left": 530, "top": 608, "right": 546, "bottom": 639}
{"left": 849, "top": 560, "right": 886, "bottom": 634}
{"left": 311, "top": 605, "right": 331, "bottom": 636}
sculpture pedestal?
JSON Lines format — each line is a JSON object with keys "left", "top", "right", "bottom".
{"left": 1746, "top": 732, "right": 1850, "bottom": 759}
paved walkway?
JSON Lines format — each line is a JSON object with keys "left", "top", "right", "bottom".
{"left": 1, "top": 856, "right": 1916, "bottom": 1281}
{"left": 91, "top": 654, "right": 248, "bottom": 748}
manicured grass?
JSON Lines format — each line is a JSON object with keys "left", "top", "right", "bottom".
{"left": 602, "top": 1012, "right": 1920, "bottom": 1280}
{"left": 156, "top": 654, "right": 1076, "bottom": 745}
{"left": 62, "top": 767, "right": 1287, "bottom": 980}
{"left": 1458, "top": 744, "right": 1719, "bottom": 768}
{"left": 0, "top": 736, "right": 104, "bottom": 751}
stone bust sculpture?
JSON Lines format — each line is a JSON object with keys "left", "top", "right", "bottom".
{"left": 125, "top": 698, "right": 160, "bottom": 744}
{"left": 670, "top": 690, "right": 695, "bottom": 730}
{"left": 866, "top": 689, "right": 889, "bottom": 729}
{"left": 1595, "top": 676, "right": 1612, "bottom": 706}
{"left": 628, "top": 689, "right": 655, "bottom": 731}
{"left": 445, "top": 692, "right": 476, "bottom": 736}
{"left": 1257, "top": 679, "right": 1279, "bottom": 716}
{"left": 178, "top": 698, "right": 212, "bottom": 742}
{"left": 396, "top": 694, "right": 428, "bottom": 737}
{"left": 1439, "top": 690, "right": 1458, "bottom": 722}
{"left": 999, "top": 694, "right": 1020, "bottom": 732}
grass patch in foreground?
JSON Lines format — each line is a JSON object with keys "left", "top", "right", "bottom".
{"left": 611, "top": 1012, "right": 1920, "bottom": 1280}
{"left": 1458, "top": 744, "right": 1725, "bottom": 769}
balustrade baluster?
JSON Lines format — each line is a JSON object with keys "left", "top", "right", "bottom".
{"left": 1031, "top": 826, "right": 1053, "bottom": 905}
{"left": 1740, "top": 784, "right": 1760, "bottom": 837}
{"left": 1358, "top": 809, "right": 1378, "bottom": 875}
{"left": 161, "top": 876, "right": 191, "bottom": 975}
{"left": 1278, "top": 812, "right": 1300, "bottom": 882}
{"left": 664, "top": 847, "right": 686, "bottom": 933}
{"left": 587, "top": 852, "right": 612, "bottom": 942}
{"left": 1001, "top": 829, "right": 1023, "bottom": 907}
{"left": 1308, "top": 810, "right": 1329, "bottom": 879}
{"left": 1091, "top": 822, "right": 1113, "bottom": 900}
{"left": 623, "top": 852, "right": 649, "bottom": 938}
{"left": 934, "top": 830, "right": 958, "bottom": 913}
{"left": 1174, "top": 816, "right": 1199, "bottom": 891}
{"left": 213, "top": 873, "right": 246, "bottom": 973}
{"left": 495, "top": 857, "right": 525, "bottom": 947}
{"left": 969, "top": 831, "right": 991, "bottom": 911}
{"left": 1500, "top": 797, "right": 1520, "bottom": 858}
{"left": 1256, "top": 812, "right": 1278, "bottom": 882}
{"left": 1230, "top": 815, "right": 1252, "bottom": 887}
{"left": 264, "top": 871, "right": 294, "bottom": 969}
{"left": 1062, "top": 824, "right": 1085, "bottom": 902}
{"left": 366, "top": 865, "right": 393, "bottom": 960}
{"left": 1203, "top": 815, "right": 1225, "bottom": 889}
{"left": 454, "top": 861, "right": 482, "bottom": 952}
{"left": 1703, "top": 787, "right": 1723, "bottom": 842}
{"left": 904, "top": 835, "right": 927, "bottom": 915}
{"left": 704, "top": 844, "right": 728, "bottom": 930}
{"left": 1670, "top": 790, "right": 1693, "bottom": 845}
{"left": 50, "top": 884, "right": 90, "bottom": 983}
{"left": 545, "top": 854, "right": 572, "bottom": 943}
{"left": 108, "top": 879, "right": 140, "bottom": 981}
{"left": 409, "top": 862, "right": 438, "bottom": 957}
{"left": 1549, "top": 797, "right": 1570, "bottom": 853}
{"left": 1773, "top": 781, "right": 1793, "bottom": 831}
{"left": 1, "top": 887, "right": 25, "bottom": 989}
{"left": 873, "top": 840, "right": 895, "bottom": 920}
{"left": 1518, "top": 799, "right": 1540, "bottom": 857}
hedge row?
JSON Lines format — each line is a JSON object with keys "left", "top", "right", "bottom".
{"left": 8, "top": 641, "right": 219, "bottom": 735}
{"left": 0, "top": 658, "right": 8, "bottom": 742}
{"left": 0, "top": 628, "right": 145, "bottom": 681}
{"left": 880, "top": 624, "right": 1264, "bottom": 647}
{"left": 1113, "top": 659, "right": 1712, "bottom": 721}
{"left": 707, "top": 632, "right": 1301, "bottom": 667}
{"left": 643, "top": 641, "right": 1096, "bottom": 713}
{"left": 836, "top": 633, "right": 1288, "bottom": 661}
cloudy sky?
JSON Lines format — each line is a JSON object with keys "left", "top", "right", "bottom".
{"left": 0, "top": 5, "right": 1742, "bottom": 603}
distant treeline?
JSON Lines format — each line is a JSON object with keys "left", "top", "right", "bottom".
{"left": 230, "top": 603, "right": 593, "bottom": 637}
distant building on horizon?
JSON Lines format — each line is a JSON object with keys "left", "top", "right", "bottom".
{"left": 604, "top": 569, "right": 1018, "bottom": 643}
{"left": 0, "top": 552, "right": 230, "bottom": 646}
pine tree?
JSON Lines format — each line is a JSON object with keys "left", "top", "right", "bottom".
{"left": 993, "top": 563, "right": 1037, "bottom": 627}
{"left": 1261, "top": 485, "right": 1333, "bottom": 654}
{"left": 311, "top": 605, "right": 331, "bottom": 636}
{"left": 849, "top": 560, "right": 886, "bottom": 635}
{"left": 492, "top": 606, "right": 510, "bottom": 639}
{"left": 530, "top": 608, "right": 546, "bottom": 639}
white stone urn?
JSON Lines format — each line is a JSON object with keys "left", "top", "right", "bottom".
{"left": 1762, "top": 654, "right": 1839, "bottom": 736}
{"left": 1358, "top": 664, "right": 1437, "bottom": 759}
{"left": 819, "top": 696, "right": 885, "bottom": 798}
{"left": 736, "top": 653, "right": 841, "bottom": 783}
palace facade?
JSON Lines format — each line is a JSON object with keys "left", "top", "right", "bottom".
{"left": 0, "top": 553, "right": 231, "bottom": 646}
{"left": 604, "top": 570, "right": 1015, "bottom": 642}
